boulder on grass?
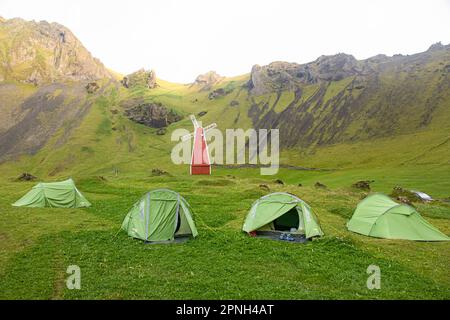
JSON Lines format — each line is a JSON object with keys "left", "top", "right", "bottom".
{"left": 151, "top": 168, "right": 169, "bottom": 176}
{"left": 395, "top": 196, "right": 415, "bottom": 207}
{"left": 390, "top": 186, "right": 423, "bottom": 203}
{"left": 315, "top": 182, "right": 327, "bottom": 189}
{"left": 17, "top": 173, "right": 37, "bottom": 181}
{"left": 352, "top": 180, "right": 374, "bottom": 191}
{"left": 156, "top": 128, "right": 166, "bottom": 135}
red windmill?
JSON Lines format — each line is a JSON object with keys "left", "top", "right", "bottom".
{"left": 182, "top": 115, "right": 217, "bottom": 175}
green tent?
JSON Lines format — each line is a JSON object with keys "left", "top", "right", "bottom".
{"left": 121, "top": 189, "right": 198, "bottom": 242}
{"left": 347, "top": 193, "right": 449, "bottom": 241}
{"left": 242, "top": 192, "right": 324, "bottom": 239}
{"left": 12, "top": 178, "right": 91, "bottom": 208}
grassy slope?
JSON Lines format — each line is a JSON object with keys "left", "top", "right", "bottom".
{"left": 0, "top": 82, "right": 37, "bottom": 133}
{"left": 0, "top": 75, "right": 449, "bottom": 299}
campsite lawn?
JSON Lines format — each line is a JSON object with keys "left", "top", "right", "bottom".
{"left": 0, "top": 169, "right": 449, "bottom": 299}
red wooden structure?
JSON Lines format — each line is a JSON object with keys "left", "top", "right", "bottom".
{"left": 182, "top": 115, "right": 217, "bottom": 175}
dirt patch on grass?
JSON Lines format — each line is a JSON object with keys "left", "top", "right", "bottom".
{"left": 195, "top": 179, "right": 236, "bottom": 186}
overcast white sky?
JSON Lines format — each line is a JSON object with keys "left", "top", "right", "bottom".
{"left": 1, "top": 0, "right": 450, "bottom": 83}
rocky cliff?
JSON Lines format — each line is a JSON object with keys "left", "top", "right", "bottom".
{"left": 192, "top": 71, "right": 224, "bottom": 91}
{"left": 247, "top": 52, "right": 399, "bottom": 95}
{"left": 121, "top": 69, "right": 157, "bottom": 89}
{"left": 123, "top": 101, "right": 182, "bottom": 128}
{"left": 0, "top": 17, "right": 114, "bottom": 84}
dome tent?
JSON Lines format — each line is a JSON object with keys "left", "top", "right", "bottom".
{"left": 121, "top": 189, "right": 198, "bottom": 242}
{"left": 243, "top": 192, "right": 324, "bottom": 240}
{"left": 12, "top": 178, "right": 91, "bottom": 208}
{"left": 347, "top": 193, "right": 449, "bottom": 241}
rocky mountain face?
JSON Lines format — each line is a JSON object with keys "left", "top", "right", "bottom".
{"left": 192, "top": 71, "right": 224, "bottom": 91}
{"left": 246, "top": 51, "right": 417, "bottom": 95}
{"left": 248, "top": 54, "right": 372, "bottom": 95}
{"left": 121, "top": 69, "right": 157, "bottom": 89}
{"left": 247, "top": 43, "right": 450, "bottom": 147}
{"left": 121, "top": 98, "right": 182, "bottom": 128}
{"left": 0, "top": 17, "right": 113, "bottom": 84}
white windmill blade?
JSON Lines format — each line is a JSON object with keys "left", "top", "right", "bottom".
{"left": 203, "top": 123, "right": 217, "bottom": 133}
{"left": 190, "top": 115, "right": 199, "bottom": 129}
{"left": 181, "top": 132, "right": 195, "bottom": 142}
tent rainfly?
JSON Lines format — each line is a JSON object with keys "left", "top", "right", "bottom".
{"left": 121, "top": 189, "right": 198, "bottom": 242}
{"left": 12, "top": 178, "right": 91, "bottom": 208}
{"left": 242, "top": 192, "right": 324, "bottom": 239}
{"left": 347, "top": 193, "right": 449, "bottom": 241}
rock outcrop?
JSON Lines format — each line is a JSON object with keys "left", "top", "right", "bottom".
{"left": 124, "top": 102, "right": 182, "bottom": 128}
{"left": 156, "top": 128, "right": 166, "bottom": 135}
{"left": 121, "top": 69, "right": 157, "bottom": 89}
{"left": 0, "top": 17, "right": 114, "bottom": 84}
{"left": 17, "top": 173, "right": 37, "bottom": 181}
{"left": 427, "top": 41, "right": 445, "bottom": 52}
{"left": 247, "top": 53, "right": 374, "bottom": 95}
{"left": 85, "top": 82, "right": 100, "bottom": 93}
{"left": 390, "top": 186, "right": 423, "bottom": 203}
{"left": 315, "top": 182, "right": 327, "bottom": 189}
{"left": 352, "top": 180, "right": 374, "bottom": 191}
{"left": 192, "top": 71, "right": 224, "bottom": 91}
{"left": 248, "top": 44, "right": 450, "bottom": 96}
{"left": 151, "top": 168, "right": 169, "bottom": 176}
{"left": 208, "top": 88, "right": 227, "bottom": 100}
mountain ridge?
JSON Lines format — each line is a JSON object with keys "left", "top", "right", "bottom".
{"left": 0, "top": 17, "right": 114, "bottom": 84}
{"left": 246, "top": 42, "right": 450, "bottom": 95}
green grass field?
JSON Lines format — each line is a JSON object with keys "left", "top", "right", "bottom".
{"left": 0, "top": 169, "right": 449, "bottom": 299}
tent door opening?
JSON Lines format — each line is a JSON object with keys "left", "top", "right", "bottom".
{"left": 174, "top": 213, "right": 181, "bottom": 234}
{"left": 273, "top": 207, "right": 300, "bottom": 231}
